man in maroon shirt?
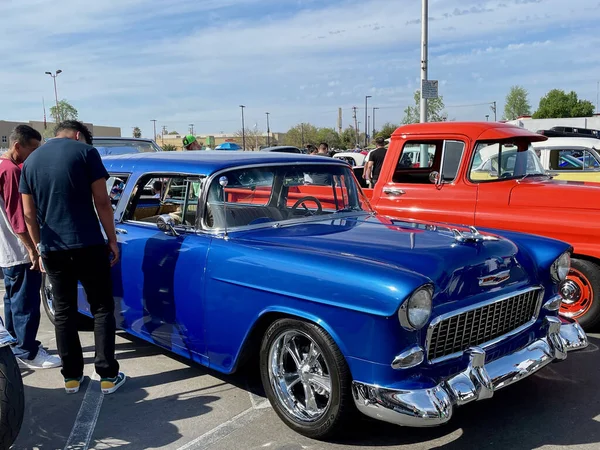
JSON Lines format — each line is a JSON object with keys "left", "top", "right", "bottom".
{"left": 0, "top": 125, "right": 60, "bottom": 368}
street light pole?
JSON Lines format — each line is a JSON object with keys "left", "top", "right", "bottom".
{"left": 189, "top": 123, "right": 194, "bottom": 135}
{"left": 266, "top": 112, "right": 270, "bottom": 147}
{"left": 420, "top": 0, "right": 428, "bottom": 123}
{"left": 240, "top": 105, "right": 246, "bottom": 150}
{"left": 151, "top": 119, "right": 157, "bottom": 140}
{"left": 372, "top": 107, "right": 379, "bottom": 138}
{"left": 365, "top": 95, "right": 372, "bottom": 146}
{"left": 45, "top": 70, "right": 62, "bottom": 123}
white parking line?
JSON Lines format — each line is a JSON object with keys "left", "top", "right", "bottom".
{"left": 64, "top": 371, "right": 103, "bottom": 450}
{"left": 175, "top": 407, "right": 265, "bottom": 450}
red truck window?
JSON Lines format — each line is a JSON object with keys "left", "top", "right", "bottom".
{"left": 393, "top": 141, "right": 465, "bottom": 184}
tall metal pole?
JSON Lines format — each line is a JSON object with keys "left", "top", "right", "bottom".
{"left": 352, "top": 107, "right": 359, "bottom": 146}
{"left": 372, "top": 107, "right": 379, "bottom": 138}
{"left": 266, "top": 112, "right": 270, "bottom": 147}
{"left": 240, "top": 105, "right": 246, "bottom": 150}
{"left": 420, "top": 0, "right": 428, "bottom": 123}
{"left": 151, "top": 119, "right": 157, "bottom": 140}
{"left": 301, "top": 123, "right": 305, "bottom": 147}
{"left": 597, "top": 81, "right": 599, "bottom": 114}
{"left": 45, "top": 70, "right": 62, "bottom": 123}
{"left": 364, "top": 96, "right": 371, "bottom": 146}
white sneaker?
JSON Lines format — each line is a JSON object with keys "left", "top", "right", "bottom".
{"left": 18, "top": 347, "right": 62, "bottom": 369}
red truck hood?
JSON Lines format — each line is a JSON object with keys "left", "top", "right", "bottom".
{"left": 509, "top": 178, "right": 600, "bottom": 210}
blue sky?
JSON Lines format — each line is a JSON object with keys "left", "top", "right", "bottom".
{"left": 1, "top": 0, "right": 599, "bottom": 138}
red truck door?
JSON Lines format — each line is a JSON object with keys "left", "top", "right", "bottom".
{"left": 372, "top": 137, "right": 477, "bottom": 226}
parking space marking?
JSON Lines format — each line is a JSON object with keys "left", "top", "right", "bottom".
{"left": 175, "top": 407, "right": 265, "bottom": 450}
{"left": 64, "top": 371, "right": 103, "bottom": 450}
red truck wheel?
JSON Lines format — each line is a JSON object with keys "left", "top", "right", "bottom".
{"left": 560, "top": 259, "right": 600, "bottom": 330}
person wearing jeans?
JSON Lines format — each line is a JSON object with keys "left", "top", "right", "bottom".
{"left": 19, "top": 120, "right": 126, "bottom": 394}
{"left": 0, "top": 125, "right": 61, "bottom": 369}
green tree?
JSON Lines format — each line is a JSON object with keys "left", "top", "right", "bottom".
{"left": 340, "top": 126, "right": 362, "bottom": 149}
{"left": 49, "top": 99, "right": 78, "bottom": 123}
{"left": 132, "top": 127, "right": 142, "bottom": 138}
{"left": 167, "top": 131, "right": 180, "bottom": 135}
{"left": 402, "top": 90, "right": 447, "bottom": 124}
{"left": 503, "top": 86, "right": 531, "bottom": 120}
{"left": 375, "top": 122, "right": 399, "bottom": 141}
{"left": 316, "top": 127, "right": 342, "bottom": 149}
{"left": 161, "top": 143, "right": 177, "bottom": 151}
{"left": 283, "top": 123, "right": 319, "bottom": 147}
{"left": 533, "top": 89, "right": 595, "bottom": 119}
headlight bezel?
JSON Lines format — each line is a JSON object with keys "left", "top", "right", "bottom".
{"left": 398, "top": 284, "right": 434, "bottom": 331}
{"left": 550, "top": 251, "right": 571, "bottom": 284}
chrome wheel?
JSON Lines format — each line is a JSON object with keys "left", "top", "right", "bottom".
{"left": 268, "top": 330, "right": 332, "bottom": 423}
{"left": 41, "top": 274, "right": 55, "bottom": 323}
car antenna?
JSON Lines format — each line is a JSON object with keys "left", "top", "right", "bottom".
{"left": 219, "top": 176, "right": 229, "bottom": 240}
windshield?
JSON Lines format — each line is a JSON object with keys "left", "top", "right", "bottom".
{"left": 93, "top": 139, "right": 162, "bottom": 153}
{"left": 204, "top": 164, "right": 371, "bottom": 229}
{"left": 470, "top": 141, "right": 546, "bottom": 181}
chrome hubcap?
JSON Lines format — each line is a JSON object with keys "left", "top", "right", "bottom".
{"left": 560, "top": 280, "right": 581, "bottom": 304}
{"left": 268, "top": 331, "right": 332, "bottom": 423}
{"left": 43, "top": 276, "right": 55, "bottom": 316}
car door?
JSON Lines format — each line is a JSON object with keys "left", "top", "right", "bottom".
{"left": 112, "top": 172, "right": 210, "bottom": 362}
{"left": 374, "top": 138, "right": 477, "bottom": 226}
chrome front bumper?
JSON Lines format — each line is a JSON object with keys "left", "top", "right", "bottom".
{"left": 352, "top": 316, "right": 587, "bottom": 427}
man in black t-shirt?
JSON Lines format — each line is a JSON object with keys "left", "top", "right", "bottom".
{"left": 19, "top": 120, "right": 126, "bottom": 395}
{"left": 365, "top": 137, "right": 387, "bottom": 186}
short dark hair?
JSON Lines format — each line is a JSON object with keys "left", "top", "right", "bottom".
{"left": 319, "top": 142, "right": 329, "bottom": 150}
{"left": 9, "top": 125, "right": 42, "bottom": 148}
{"left": 375, "top": 137, "right": 386, "bottom": 146}
{"left": 55, "top": 120, "right": 93, "bottom": 145}
{"left": 152, "top": 180, "right": 162, "bottom": 191}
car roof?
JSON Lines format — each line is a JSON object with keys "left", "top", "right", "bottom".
{"left": 531, "top": 137, "right": 600, "bottom": 149}
{"left": 93, "top": 137, "right": 154, "bottom": 142}
{"left": 259, "top": 146, "right": 302, "bottom": 152}
{"left": 393, "top": 122, "right": 548, "bottom": 142}
{"left": 102, "top": 150, "right": 346, "bottom": 174}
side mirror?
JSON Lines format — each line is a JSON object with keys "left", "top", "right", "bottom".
{"left": 429, "top": 171, "right": 441, "bottom": 185}
{"left": 157, "top": 214, "right": 180, "bottom": 237}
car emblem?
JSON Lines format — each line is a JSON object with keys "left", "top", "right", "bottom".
{"left": 478, "top": 270, "right": 511, "bottom": 287}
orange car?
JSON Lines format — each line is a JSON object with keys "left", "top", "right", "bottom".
{"left": 363, "top": 122, "right": 600, "bottom": 329}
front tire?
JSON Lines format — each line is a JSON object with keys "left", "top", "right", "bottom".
{"left": 259, "top": 318, "right": 353, "bottom": 439}
{"left": 560, "top": 258, "right": 600, "bottom": 330}
{"left": 0, "top": 346, "right": 24, "bottom": 449}
{"left": 41, "top": 274, "right": 55, "bottom": 326}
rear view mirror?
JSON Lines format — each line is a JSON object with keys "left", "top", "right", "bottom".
{"left": 157, "top": 214, "right": 179, "bottom": 237}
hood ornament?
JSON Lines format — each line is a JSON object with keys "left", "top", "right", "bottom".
{"left": 452, "top": 226, "right": 499, "bottom": 243}
{"left": 478, "top": 269, "right": 511, "bottom": 287}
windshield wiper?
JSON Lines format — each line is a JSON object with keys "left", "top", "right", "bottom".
{"left": 519, "top": 172, "right": 552, "bottom": 182}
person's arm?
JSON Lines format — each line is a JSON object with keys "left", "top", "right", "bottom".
{"left": 21, "top": 194, "right": 41, "bottom": 270}
{"left": 91, "top": 178, "right": 119, "bottom": 267}
{"left": 366, "top": 160, "right": 374, "bottom": 181}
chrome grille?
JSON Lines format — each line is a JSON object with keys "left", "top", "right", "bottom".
{"left": 426, "top": 288, "right": 541, "bottom": 362}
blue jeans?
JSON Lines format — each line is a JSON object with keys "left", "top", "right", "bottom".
{"left": 3, "top": 263, "right": 42, "bottom": 360}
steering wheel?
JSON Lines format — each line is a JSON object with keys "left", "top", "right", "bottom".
{"left": 290, "top": 196, "right": 323, "bottom": 216}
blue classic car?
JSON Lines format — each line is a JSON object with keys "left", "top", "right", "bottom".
{"left": 42, "top": 151, "right": 587, "bottom": 438}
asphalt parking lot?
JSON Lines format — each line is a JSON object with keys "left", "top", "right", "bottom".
{"left": 6, "top": 293, "right": 600, "bottom": 450}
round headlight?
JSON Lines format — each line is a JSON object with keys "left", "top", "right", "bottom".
{"left": 551, "top": 252, "right": 571, "bottom": 283}
{"left": 399, "top": 285, "right": 433, "bottom": 330}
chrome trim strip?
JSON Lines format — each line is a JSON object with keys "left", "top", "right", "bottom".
{"left": 352, "top": 317, "right": 587, "bottom": 427}
{"left": 425, "top": 286, "right": 543, "bottom": 364}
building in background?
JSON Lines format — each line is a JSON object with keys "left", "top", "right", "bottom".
{"left": 507, "top": 115, "right": 600, "bottom": 133}
{"left": 0, "top": 120, "right": 121, "bottom": 148}
{"left": 157, "top": 132, "right": 285, "bottom": 151}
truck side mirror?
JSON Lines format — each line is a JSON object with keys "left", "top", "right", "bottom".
{"left": 429, "top": 171, "right": 441, "bottom": 185}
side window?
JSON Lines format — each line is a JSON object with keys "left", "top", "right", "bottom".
{"left": 124, "top": 174, "right": 203, "bottom": 228}
{"left": 106, "top": 175, "right": 130, "bottom": 211}
{"left": 550, "top": 149, "right": 583, "bottom": 171}
{"left": 393, "top": 140, "right": 463, "bottom": 184}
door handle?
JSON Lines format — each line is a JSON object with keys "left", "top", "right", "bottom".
{"left": 115, "top": 228, "right": 128, "bottom": 235}
{"left": 383, "top": 187, "right": 406, "bottom": 196}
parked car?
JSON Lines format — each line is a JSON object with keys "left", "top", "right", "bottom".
{"left": 92, "top": 137, "right": 163, "bottom": 155}
{"left": 362, "top": 122, "right": 600, "bottom": 329}
{"left": 532, "top": 137, "right": 600, "bottom": 181}
{"left": 332, "top": 152, "right": 366, "bottom": 166}
{"left": 259, "top": 145, "right": 303, "bottom": 154}
{"left": 41, "top": 151, "right": 587, "bottom": 439}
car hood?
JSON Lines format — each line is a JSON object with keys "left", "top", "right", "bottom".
{"left": 509, "top": 178, "right": 600, "bottom": 210}
{"left": 238, "top": 215, "right": 535, "bottom": 303}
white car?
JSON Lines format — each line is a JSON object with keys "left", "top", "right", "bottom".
{"left": 332, "top": 152, "right": 366, "bottom": 167}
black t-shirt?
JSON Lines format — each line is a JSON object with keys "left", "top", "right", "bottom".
{"left": 19, "top": 138, "right": 109, "bottom": 252}
{"left": 370, "top": 147, "right": 387, "bottom": 179}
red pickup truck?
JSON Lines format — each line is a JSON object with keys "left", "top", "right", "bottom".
{"left": 362, "top": 122, "right": 600, "bottom": 330}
